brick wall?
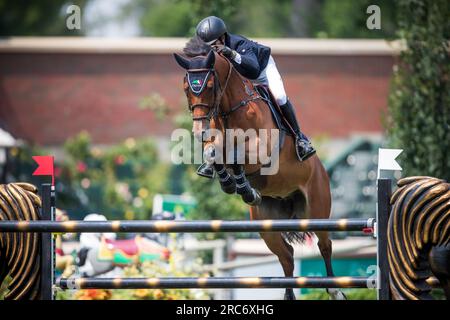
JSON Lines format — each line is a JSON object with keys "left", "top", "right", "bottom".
{"left": 0, "top": 39, "right": 395, "bottom": 146}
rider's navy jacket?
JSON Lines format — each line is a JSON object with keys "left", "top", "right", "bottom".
{"left": 225, "top": 33, "right": 271, "bottom": 80}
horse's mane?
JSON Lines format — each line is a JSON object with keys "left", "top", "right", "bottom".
{"left": 183, "top": 36, "right": 212, "bottom": 58}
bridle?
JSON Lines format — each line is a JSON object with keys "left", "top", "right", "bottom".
{"left": 186, "top": 63, "right": 231, "bottom": 121}
{"left": 185, "top": 53, "right": 261, "bottom": 125}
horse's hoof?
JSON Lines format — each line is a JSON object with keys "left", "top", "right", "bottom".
{"left": 253, "top": 189, "right": 262, "bottom": 206}
{"left": 196, "top": 163, "right": 215, "bottom": 179}
{"left": 246, "top": 189, "right": 261, "bottom": 206}
{"left": 327, "top": 289, "right": 347, "bottom": 300}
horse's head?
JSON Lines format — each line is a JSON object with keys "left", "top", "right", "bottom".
{"left": 174, "top": 49, "right": 230, "bottom": 142}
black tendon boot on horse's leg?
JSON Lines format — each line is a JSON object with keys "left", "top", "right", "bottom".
{"left": 213, "top": 163, "right": 236, "bottom": 194}
{"left": 280, "top": 100, "right": 316, "bottom": 161}
{"left": 231, "top": 164, "right": 261, "bottom": 206}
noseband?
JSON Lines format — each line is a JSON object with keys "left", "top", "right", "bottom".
{"left": 186, "top": 54, "right": 261, "bottom": 123}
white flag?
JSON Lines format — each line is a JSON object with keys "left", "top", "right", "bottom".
{"left": 377, "top": 148, "right": 403, "bottom": 178}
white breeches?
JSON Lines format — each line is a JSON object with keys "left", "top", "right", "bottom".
{"left": 253, "top": 55, "right": 287, "bottom": 106}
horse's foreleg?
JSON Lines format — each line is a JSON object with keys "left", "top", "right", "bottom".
{"left": 231, "top": 164, "right": 261, "bottom": 205}
{"left": 202, "top": 143, "right": 236, "bottom": 194}
{"left": 213, "top": 163, "right": 236, "bottom": 194}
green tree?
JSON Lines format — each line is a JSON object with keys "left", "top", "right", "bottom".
{"left": 60, "top": 132, "right": 169, "bottom": 220}
{"left": 232, "top": 0, "right": 292, "bottom": 37}
{"left": 136, "top": 0, "right": 297, "bottom": 38}
{"left": 137, "top": 0, "right": 239, "bottom": 37}
{"left": 131, "top": 0, "right": 398, "bottom": 38}
{"left": 0, "top": 0, "right": 88, "bottom": 36}
{"left": 139, "top": 0, "right": 192, "bottom": 37}
{"left": 185, "top": 0, "right": 239, "bottom": 35}
{"left": 387, "top": 0, "right": 450, "bottom": 180}
{"left": 311, "top": 0, "right": 397, "bottom": 38}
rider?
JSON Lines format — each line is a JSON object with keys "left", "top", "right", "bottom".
{"left": 195, "top": 16, "right": 315, "bottom": 178}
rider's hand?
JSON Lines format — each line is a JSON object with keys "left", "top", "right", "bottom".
{"left": 217, "top": 45, "right": 237, "bottom": 59}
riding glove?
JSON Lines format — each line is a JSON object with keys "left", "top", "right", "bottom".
{"left": 217, "top": 45, "right": 237, "bottom": 59}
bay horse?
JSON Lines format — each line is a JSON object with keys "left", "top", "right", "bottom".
{"left": 174, "top": 38, "right": 344, "bottom": 300}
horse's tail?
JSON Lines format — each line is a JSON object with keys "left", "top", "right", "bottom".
{"left": 0, "top": 183, "right": 42, "bottom": 300}
{"left": 257, "top": 193, "right": 310, "bottom": 245}
{"left": 388, "top": 176, "right": 450, "bottom": 300}
{"left": 280, "top": 191, "right": 311, "bottom": 245}
{"left": 282, "top": 230, "right": 311, "bottom": 245}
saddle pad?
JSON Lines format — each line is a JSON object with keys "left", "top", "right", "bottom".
{"left": 251, "top": 85, "right": 289, "bottom": 171}
{"left": 255, "top": 85, "right": 291, "bottom": 135}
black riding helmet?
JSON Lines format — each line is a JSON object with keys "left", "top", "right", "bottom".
{"left": 196, "top": 16, "right": 227, "bottom": 44}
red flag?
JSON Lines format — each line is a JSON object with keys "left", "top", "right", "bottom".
{"left": 32, "top": 155, "right": 55, "bottom": 185}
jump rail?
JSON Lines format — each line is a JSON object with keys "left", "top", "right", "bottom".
{"left": 0, "top": 218, "right": 375, "bottom": 233}
{"left": 0, "top": 180, "right": 390, "bottom": 300}
{"left": 1, "top": 177, "right": 448, "bottom": 300}
{"left": 57, "top": 276, "right": 372, "bottom": 289}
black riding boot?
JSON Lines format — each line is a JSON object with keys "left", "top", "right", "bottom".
{"left": 197, "top": 162, "right": 215, "bottom": 179}
{"left": 280, "top": 100, "right": 316, "bottom": 161}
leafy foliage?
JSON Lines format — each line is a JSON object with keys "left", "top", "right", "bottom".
{"left": 387, "top": 0, "right": 450, "bottom": 180}
{"left": 301, "top": 288, "right": 377, "bottom": 300}
{"left": 137, "top": 0, "right": 239, "bottom": 37}
{"left": 56, "top": 247, "right": 211, "bottom": 300}
{"left": 59, "top": 131, "right": 169, "bottom": 220}
{"left": 0, "top": 0, "right": 88, "bottom": 36}
{"left": 0, "top": 0, "right": 400, "bottom": 38}
{"left": 301, "top": 287, "right": 446, "bottom": 300}
{"left": 140, "top": 0, "right": 193, "bottom": 37}
{"left": 316, "top": 0, "right": 397, "bottom": 38}
{"left": 0, "top": 276, "right": 10, "bottom": 299}
{"left": 135, "top": 0, "right": 396, "bottom": 38}
{"left": 171, "top": 113, "right": 249, "bottom": 234}
{"left": 139, "top": 92, "right": 170, "bottom": 120}
{"left": 184, "top": 167, "right": 249, "bottom": 218}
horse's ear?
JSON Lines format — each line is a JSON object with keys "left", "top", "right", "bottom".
{"left": 205, "top": 50, "right": 215, "bottom": 68}
{"left": 173, "top": 53, "right": 190, "bottom": 69}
